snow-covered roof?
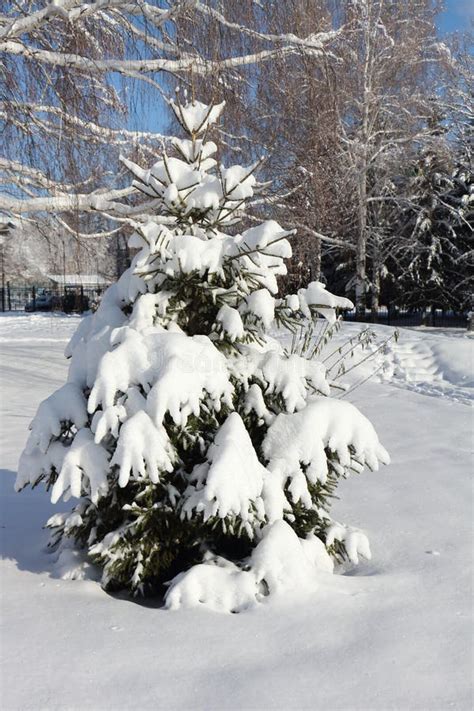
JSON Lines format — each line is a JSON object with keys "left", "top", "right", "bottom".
{"left": 46, "top": 274, "right": 112, "bottom": 286}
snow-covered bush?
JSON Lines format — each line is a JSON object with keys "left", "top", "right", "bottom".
{"left": 16, "top": 97, "right": 390, "bottom": 611}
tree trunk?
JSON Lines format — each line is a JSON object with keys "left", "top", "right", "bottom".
{"left": 313, "top": 236, "right": 321, "bottom": 282}
{"left": 355, "top": 1, "right": 372, "bottom": 315}
{"left": 371, "top": 260, "right": 381, "bottom": 321}
{"left": 355, "top": 169, "right": 367, "bottom": 313}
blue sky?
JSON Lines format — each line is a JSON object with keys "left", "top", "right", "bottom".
{"left": 438, "top": 0, "right": 474, "bottom": 34}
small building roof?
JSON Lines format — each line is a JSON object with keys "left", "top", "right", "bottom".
{"left": 46, "top": 274, "right": 112, "bottom": 286}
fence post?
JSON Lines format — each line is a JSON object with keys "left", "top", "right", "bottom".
{"left": 1, "top": 287, "right": 4, "bottom": 313}
{"left": 7, "top": 281, "right": 11, "bottom": 311}
{"left": 80, "top": 285, "right": 84, "bottom": 313}
{"left": 387, "top": 303, "right": 391, "bottom": 326}
{"left": 32, "top": 286, "right": 36, "bottom": 311}
{"left": 432, "top": 306, "right": 436, "bottom": 328}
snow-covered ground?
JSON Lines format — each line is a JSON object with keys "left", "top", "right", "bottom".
{"left": 1, "top": 313, "right": 472, "bottom": 710}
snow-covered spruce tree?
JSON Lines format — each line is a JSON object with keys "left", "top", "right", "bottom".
{"left": 397, "top": 148, "right": 473, "bottom": 313}
{"left": 16, "top": 98, "right": 390, "bottom": 611}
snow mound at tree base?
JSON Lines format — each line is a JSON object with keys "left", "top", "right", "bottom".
{"left": 165, "top": 521, "right": 333, "bottom": 612}
{"left": 52, "top": 543, "right": 101, "bottom": 582}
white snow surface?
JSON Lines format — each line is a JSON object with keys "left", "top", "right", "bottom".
{"left": 0, "top": 313, "right": 472, "bottom": 710}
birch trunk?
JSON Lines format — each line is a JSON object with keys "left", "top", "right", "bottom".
{"left": 355, "top": 0, "right": 372, "bottom": 314}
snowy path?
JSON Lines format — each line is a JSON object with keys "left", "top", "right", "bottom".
{"left": 315, "top": 322, "right": 474, "bottom": 406}
{"left": 0, "top": 314, "right": 472, "bottom": 711}
{"left": 387, "top": 334, "right": 473, "bottom": 405}
{"left": 392, "top": 340, "right": 443, "bottom": 382}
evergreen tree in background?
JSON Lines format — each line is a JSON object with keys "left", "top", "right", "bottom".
{"left": 16, "top": 97, "right": 390, "bottom": 611}
{"left": 397, "top": 147, "right": 473, "bottom": 313}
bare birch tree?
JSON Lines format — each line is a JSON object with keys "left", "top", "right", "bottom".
{"left": 0, "top": 0, "right": 338, "bottom": 225}
{"left": 177, "top": 1, "right": 451, "bottom": 307}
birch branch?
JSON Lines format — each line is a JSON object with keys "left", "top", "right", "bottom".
{"left": 1, "top": 39, "right": 313, "bottom": 75}
{"left": 0, "top": 186, "right": 135, "bottom": 215}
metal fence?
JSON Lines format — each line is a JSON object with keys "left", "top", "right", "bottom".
{"left": 0, "top": 283, "right": 105, "bottom": 314}
{"left": 344, "top": 307, "right": 468, "bottom": 328}
{"left": 1, "top": 283, "right": 469, "bottom": 329}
